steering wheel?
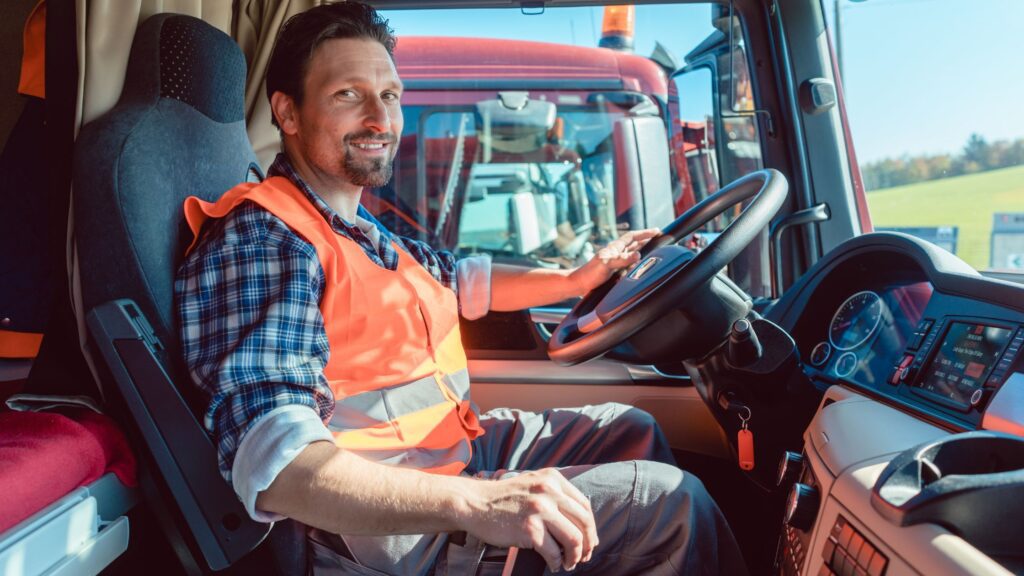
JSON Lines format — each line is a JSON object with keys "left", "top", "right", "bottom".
{"left": 547, "top": 169, "right": 789, "bottom": 366}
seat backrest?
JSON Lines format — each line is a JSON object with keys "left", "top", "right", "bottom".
{"left": 74, "top": 13, "right": 259, "bottom": 354}
{"left": 72, "top": 13, "right": 307, "bottom": 574}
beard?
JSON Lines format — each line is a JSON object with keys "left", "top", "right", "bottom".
{"left": 341, "top": 130, "right": 397, "bottom": 187}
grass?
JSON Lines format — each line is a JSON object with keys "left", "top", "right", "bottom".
{"left": 865, "top": 164, "right": 1024, "bottom": 270}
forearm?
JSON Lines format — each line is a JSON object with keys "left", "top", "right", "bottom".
{"left": 490, "top": 263, "right": 584, "bottom": 311}
{"left": 256, "top": 441, "right": 477, "bottom": 535}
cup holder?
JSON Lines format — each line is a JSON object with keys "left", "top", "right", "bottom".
{"left": 871, "top": 431, "right": 1024, "bottom": 557}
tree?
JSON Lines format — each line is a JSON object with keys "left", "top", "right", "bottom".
{"left": 863, "top": 135, "right": 1024, "bottom": 192}
{"left": 962, "top": 133, "right": 990, "bottom": 172}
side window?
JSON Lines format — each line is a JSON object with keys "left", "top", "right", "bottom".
{"left": 670, "top": 39, "right": 764, "bottom": 225}
{"left": 669, "top": 15, "right": 769, "bottom": 296}
{"left": 670, "top": 66, "right": 720, "bottom": 214}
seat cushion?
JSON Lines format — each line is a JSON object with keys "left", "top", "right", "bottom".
{"left": 0, "top": 409, "right": 136, "bottom": 533}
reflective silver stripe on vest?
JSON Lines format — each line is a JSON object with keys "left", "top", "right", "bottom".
{"left": 328, "top": 374, "right": 445, "bottom": 432}
{"left": 348, "top": 440, "right": 472, "bottom": 471}
{"left": 442, "top": 369, "right": 471, "bottom": 403}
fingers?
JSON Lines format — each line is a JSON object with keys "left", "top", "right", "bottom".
{"left": 543, "top": 506, "right": 586, "bottom": 570}
{"left": 539, "top": 471, "right": 597, "bottom": 569}
{"left": 554, "top": 477, "right": 599, "bottom": 563}
{"left": 532, "top": 524, "right": 565, "bottom": 573}
{"left": 624, "top": 228, "right": 661, "bottom": 242}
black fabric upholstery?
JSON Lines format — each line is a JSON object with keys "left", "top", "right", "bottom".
{"left": 157, "top": 16, "right": 245, "bottom": 123}
{"left": 74, "top": 13, "right": 252, "bottom": 361}
{"left": 73, "top": 14, "right": 306, "bottom": 575}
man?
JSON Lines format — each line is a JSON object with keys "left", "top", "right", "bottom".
{"left": 176, "top": 3, "right": 745, "bottom": 574}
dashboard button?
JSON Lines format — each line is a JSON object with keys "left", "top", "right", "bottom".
{"left": 831, "top": 516, "right": 846, "bottom": 538}
{"left": 892, "top": 354, "right": 915, "bottom": 384}
{"left": 867, "top": 551, "right": 887, "bottom": 576}
{"left": 899, "top": 365, "right": 916, "bottom": 383}
{"left": 970, "top": 388, "right": 985, "bottom": 407}
{"left": 785, "top": 483, "right": 820, "bottom": 532}
{"left": 823, "top": 539, "right": 837, "bottom": 563}
{"left": 777, "top": 451, "right": 804, "bottom": 487}
{"left": 856, "top": 541, "right": 875, "bottom": 568}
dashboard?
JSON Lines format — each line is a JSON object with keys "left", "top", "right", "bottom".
{"left": 764, "top": 232, "right": 1024, "bottom": 576}
{"left": 769, "top": 232, "right": 1024, "bottom": 433}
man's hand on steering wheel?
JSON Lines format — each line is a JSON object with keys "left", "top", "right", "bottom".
{"left": 569, "top": 228, "right": 661, "bottom": 293}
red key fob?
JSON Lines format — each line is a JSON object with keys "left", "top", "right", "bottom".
{"left": 738, "top": 428, "right": 755, "bottom": 470}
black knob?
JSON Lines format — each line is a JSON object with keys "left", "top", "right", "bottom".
{"left": 785, "top": 483, "right": 820, "bottom": 532}
{"left": 727, "top": 319, "right": 763, "bottom": 366}
{"left": 777, "top": 451, "right": 804, "bottom": 487}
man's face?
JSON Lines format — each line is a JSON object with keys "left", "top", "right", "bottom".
{"left": 286, "top": 38, "right": 404, "bottom": 189}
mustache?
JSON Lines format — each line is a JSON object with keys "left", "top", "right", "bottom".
{"left": 344, "top": 131, "right": 397, "bottom": 145}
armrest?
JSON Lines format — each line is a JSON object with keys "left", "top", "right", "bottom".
{"left": 86, "top": 299, "right": 270, "bottom": 571}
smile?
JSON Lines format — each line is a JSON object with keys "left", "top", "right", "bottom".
{"left": 352, "top": 142, "right": 387, "bottom": 150}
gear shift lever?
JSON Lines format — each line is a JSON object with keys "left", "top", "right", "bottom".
{"left": 727, "top": 318, "right": 763, "bottom": 367}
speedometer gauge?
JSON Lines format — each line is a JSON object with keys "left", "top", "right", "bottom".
{"left": 829, "top": 291, "right": 884, "bottom": 351}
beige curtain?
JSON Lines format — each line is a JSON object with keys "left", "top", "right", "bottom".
{"left": 233, "top": 0, "right": 327, "bottom": 169}
{"left": 75, "top": 0, "right": 232, "bottom": 132}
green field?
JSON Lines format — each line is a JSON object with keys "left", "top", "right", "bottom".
{"left": 866, "top": 164, "right": 1024, "bottom": 270}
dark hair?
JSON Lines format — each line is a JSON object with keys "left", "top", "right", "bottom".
{"left": 266, "top": 2, "right": 396, "bottom": 127}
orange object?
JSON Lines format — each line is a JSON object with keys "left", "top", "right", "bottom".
{"left": 0, "top": 329, "right": 43, "bottom": 359}
{"left": 737, "top": 428, "right": 755, "bottom": 471}
{"left": 18, "top": 1, "right": 46, "bottom": 99}
{"left": 601, "top": 5, "right": 635, "bottom": 36}
{"left": 184, "top": 178, "right": 484, "bottom": 474}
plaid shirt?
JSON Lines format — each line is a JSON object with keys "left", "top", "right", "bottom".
{"left": 175, "top": 154, "right": 460, "bottom": 483}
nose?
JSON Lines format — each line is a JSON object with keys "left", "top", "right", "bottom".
{"left": 363, "top": 95, "right": 391, "bottom": 133}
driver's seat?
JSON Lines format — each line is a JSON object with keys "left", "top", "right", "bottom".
{"left": 72, "top": 13, "right": 305, "bottom": 574}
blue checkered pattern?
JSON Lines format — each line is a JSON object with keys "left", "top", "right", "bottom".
{"left": 175, "top": 154, "right": 459, "bottom": 482}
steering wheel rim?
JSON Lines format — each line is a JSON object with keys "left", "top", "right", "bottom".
{"left": 547, "top": 168, "right": 789, "bottom": 366}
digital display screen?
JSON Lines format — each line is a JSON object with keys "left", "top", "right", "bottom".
{"left": 917, "top": 322, "right": 1012, "bottom": 406}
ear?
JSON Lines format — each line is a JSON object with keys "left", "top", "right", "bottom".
{"left": 271, "top": 91, "right": 299, "bottom": 136}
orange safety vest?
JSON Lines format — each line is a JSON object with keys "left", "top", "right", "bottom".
{"left": 18, "top": 0, "right": 45, "bottom": 99}
{"left": 184, "top": 177, "right": 484, "bottom": 475}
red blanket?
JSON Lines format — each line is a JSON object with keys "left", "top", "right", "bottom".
{"left": 0, "top": 409, "right": 137, "bottom": 534}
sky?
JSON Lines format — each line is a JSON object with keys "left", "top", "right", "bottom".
{"left": 382, "top": 0, "right": 1024, "bottom": 164}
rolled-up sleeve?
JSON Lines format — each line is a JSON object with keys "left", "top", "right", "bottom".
{"left": 456, "top": 255, "right": 492, "bottom": 320}
{"left": 394, "top": 235, "right": 493, "bottom": 320}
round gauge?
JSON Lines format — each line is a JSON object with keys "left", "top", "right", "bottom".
{"left": 809, "top": 342, "right": 832, "bottom": 367}
{"left": 834, "top": 351, "right": 858, "bottom": 378}
{"left": 829, "top": 290, "right": 884, "bottom": 351}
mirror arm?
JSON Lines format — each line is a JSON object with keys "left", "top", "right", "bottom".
{"left": 769, "top": 202, "right": 831, "bottom": 299}
{"left": 723, "top": 0, "right": 775, "bottom": 137}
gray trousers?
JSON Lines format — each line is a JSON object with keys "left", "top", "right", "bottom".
{"left": 309, "top": 402, "right": 747, "bottom": 575}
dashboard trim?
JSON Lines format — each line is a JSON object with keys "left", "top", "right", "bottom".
{"left": 981, "top": 372, "right": 1024, "bottom": 437}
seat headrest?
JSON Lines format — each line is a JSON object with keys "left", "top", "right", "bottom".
{"left": 122, "top": 13, "right": 246, "bottom": 123}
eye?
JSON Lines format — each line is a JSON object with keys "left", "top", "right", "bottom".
{"left": 334, "top": 89, "right": 357, "bottom": 99}
{"left": 382, "top": 91, "right": 401, "bottom": 102}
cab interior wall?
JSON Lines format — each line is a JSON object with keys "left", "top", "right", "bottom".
{"left": 773, "top": 0, "right": 863, "bottom": 255}
{"left": 0, "top": 0, "right": 38, "bottom": 149}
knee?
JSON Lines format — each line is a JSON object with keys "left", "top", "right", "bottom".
{"left": 607, "top": 403, "right": 660, "bottom": 434}
{"left": 638, "top": 461, "right": 713, "bottom": 515}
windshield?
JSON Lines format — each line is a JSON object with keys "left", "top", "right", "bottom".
{"left": 826, "top": 0, "right": 1024, "bottom": 276}
{"left": 368, "top": 4, "right": 770, "bottom": 294}
{"left": 383, "top": 98, "right": 646, "bottom": 263}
